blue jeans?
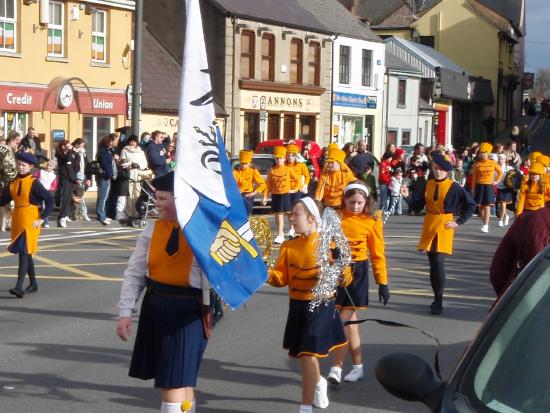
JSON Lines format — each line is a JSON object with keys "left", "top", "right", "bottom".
{"left": 390, "top": 194, "right": 402, "bottom": 215}
{"left": 379, "top": 184, "right": 390, "bottom": 212}
{"left": 96, "top": 177, "right": 111, "bottom": 222}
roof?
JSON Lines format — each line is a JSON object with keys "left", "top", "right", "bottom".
{"left": 464, "top": 0, "right": 516, "bottom": 36}
{"left": 478, "top": 0, "right": 523, "bottom": 29}
{"left": 385, "top": 51, "right": 422, "bottom": 74}
{"left": 209, "top": 0, "right": 330, "bottom": 34}
{"left": 296, "top": 0, "right": 382, "bottom": 42}
{"left": 386, "top": 36, "right": 468, "bottom": 75}
{"left": 354, "top": 0, "right": 407, "bottom": 24}
{"left": 141, "top": 24, "right": 226, "bottom": 116}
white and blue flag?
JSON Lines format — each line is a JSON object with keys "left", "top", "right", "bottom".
{"left": 174, "top": 0, "right": 267, "bottom": 309}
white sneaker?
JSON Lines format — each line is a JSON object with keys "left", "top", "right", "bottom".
{"left": 344, "top": 366, "right": 364, "bottom": 382}
{"left": 504, "top": 214, "right": 510, "bottom": 226}
{"left": 287, "top": 228, "right": 296, "bottom": 238}
{"left": 481, "top": 224, "right": 489, "bottom": 233}
{"left": 327, "top": 367, "right": 342, "bottom": 386}
{"left": 65, "top": 216, "right": 72, "bottom": 222}
{"left": 58, "top": 218, "right": 67, "bottom": 228}
{"left": 83, "top": 215, "right": 92, "bottom": 222}
{"left": 498, "top": 220, "right": 504, "bottom": 227}
{"left": 274, "top": 235, "right": 285, "bottom": 244}
{"left": 313, "top": 376, "right": 329, "bottom": 409}
{"left": 43, "top": 223, "right": 50, "bottom": 229}
{"left": 105, "top": 218, "right": 112, "bottom": 223}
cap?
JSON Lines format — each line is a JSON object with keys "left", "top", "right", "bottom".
{"left": 529, "top": 162, "right": 545, "bottom": 176}
{"left": 535, "top": 154, "right": 549, "bottom": 167}
{"left": 239, "top": 150, "right": 253, "bottom": 164}
{"left": 274, "top": 146, "right": 287, "bottom": 159}
{"left": 431, "top": 152, "right": 453, "bottom": 172}
{"left": 479, "top": 142, "right": 493, "bottom": 154}
{"left": 286, "top": 144, "right": 300, "bottom": 155}
{"left": 16, "top": 152, "right": 38, "bottom": 166}
{"left": 327, "top": 147, "right": 346, "bottom": 164}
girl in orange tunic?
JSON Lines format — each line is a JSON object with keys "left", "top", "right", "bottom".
{"left": 327, "top": 181, "right": 390, "bottom": 386}
{"left": 286, "top": 143, "right": 310, "bottom": 237}
{"left": 515, "top": 162, "right": 550, "bottom": 216}
{"left": 268, "top": 197, "right": 351, "bottom": 413}
{"left": 314, "top": 147, "right": 355, "bottom": 208}
{"left": 232, "top": 150, "right": 267, "bottom": 216}
{"left": 418, "top": 153, "right": 476, "bottom": 315}
{"left": 2, "top": 153, "right": 53, "bottom": 298}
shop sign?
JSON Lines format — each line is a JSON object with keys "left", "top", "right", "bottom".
{"left": 77, "top": 91, "right": 127, "bottom": 115}
{"left": 51, "top": 129, "right": 65, "bottom": 141}
{"left": 333, "top": 92, "right": 377, "bottom": 109}
{"left": 0, "top": 85, "right": 45, "bottom": 111}
{"left": 241, "top": 90, "right": 321, "bottom": 113}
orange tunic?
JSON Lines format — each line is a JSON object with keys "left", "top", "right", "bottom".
{"left": 148, "top": 220, "right": 193, "bottom": 287}
{"left": 233, "top": 167, "right": 267, "bottom": 196}
{"left": 341, "top": 210, "right": 387, "bottom": 285}
{"left": 9, "top": 176, "right": 41, "bottom": 255}
{"left": 315, "top": 168, "right": 355, "bottom": 207}
{"left": 287, "top": 161, "right": 310, "bottom": 192}
{"left": 418, "top": 179, "right": 456, "bottom": 255}
{"left": 516, "top": 181, "right": 550, "bottom": 216}
{"left": 268, "top": 232, "right": 352, "bottom": 300}
{"left": 472, "top": 159, "right": 503, "bottom": 188}
{"left": 266, "top": 165, "right": 295, "bottom": 195}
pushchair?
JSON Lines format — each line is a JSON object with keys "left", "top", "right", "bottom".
{"left": 133, "top": 180, "right": 158, "bottom": 229}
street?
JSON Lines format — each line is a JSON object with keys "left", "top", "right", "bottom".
{"left": 0, "top": 213, "right": 501, "bottom": 413}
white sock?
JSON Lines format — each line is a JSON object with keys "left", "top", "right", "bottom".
{"left": 352, "top": 364, "right": 363, "bottom": 370}
{"left": 160, "top": 402, "right": 181, "bottom": 413}
{"left": 330, "top": 366, "right": 342, "bottom": 374}
{"left": 299, "top": 404, "right": 313, "bottom": 413}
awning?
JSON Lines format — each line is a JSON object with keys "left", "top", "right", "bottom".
{"left": 438, "top": 68, "right": 471, "bottom": 102}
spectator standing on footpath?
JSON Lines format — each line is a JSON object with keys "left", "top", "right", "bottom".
{"left": 146, "top": 130, "right": 170, "bottom": 178}
{"left": 55, "top": 140, "right": 78, "bottom": 228}
{"left": 96, "top": 135, "right": 115, "bottom": 225}
{"left": 72, "top": 138, "right": 92, "bottom": 221}
{"left": 348, "top": 140, "right": 375, "bottom": 179}
{"left": 120, "top": 135, "right": 150, "bottom": 224}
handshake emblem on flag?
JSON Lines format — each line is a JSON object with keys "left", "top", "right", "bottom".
{"left": 210, "top": 220, "right": 259, "bottom": 265}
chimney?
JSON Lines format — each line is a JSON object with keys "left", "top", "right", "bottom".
{"left": 350, "top": 0, "right": 358, "bottom": 16}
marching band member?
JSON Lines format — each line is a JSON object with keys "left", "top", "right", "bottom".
{"left": 515, "top": 162, "right": 550, "bottom": 216}
{"left": 2, "top": 153, "right": 53, "bottom": 298}
{"left": 315, "top": 147, "right": 355, "bottom": 208}
{"left": 286, "top": 143, "right": 310, "bottom": 237}
{"left": 418, "top": 153, "right": 476, "bottom": 315}
{"left": 116, "top": 171, "right": 209, "bottom": 413}
{"left": 268, "top": 197, "right": 351, "bottom": 413}
{"left": 471, "top": 142, "right": 502, "bottom": 233}
{"left": 232, "top": 150, "right": 267, "bottom": 216}
{"left": 328, "top": 181, "right": 390, "bottom": 386}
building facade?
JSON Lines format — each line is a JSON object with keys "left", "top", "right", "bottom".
{"left": 0, "top": 0, "right": 134, "bottom": 159}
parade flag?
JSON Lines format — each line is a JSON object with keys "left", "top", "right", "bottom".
{"left": 174, "top": 0, "right": 267, "bottom": 309}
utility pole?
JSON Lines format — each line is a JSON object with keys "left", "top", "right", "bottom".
{"left": 131, "top": 0, "right": 143, "bottom": 135}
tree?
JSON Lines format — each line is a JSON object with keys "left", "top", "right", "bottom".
{"left": 533, "top": 68, "right": 550, "bottom": 98}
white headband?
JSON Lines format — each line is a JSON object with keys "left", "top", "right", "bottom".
{"left": 344, "top": 183, "right": 369, "bottom": 197}
{"left": 301, "top": 197, "right": 322, "bottom": 228}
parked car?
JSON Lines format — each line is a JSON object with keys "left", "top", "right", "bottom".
{"left": 230, "top": 153, "right": 275, "bottom": 208}
{"left": 375, "top": 245, "right": 550, "bottom": 413}
{"left": 255, "top": 139, "right": 322, "bottom": 157}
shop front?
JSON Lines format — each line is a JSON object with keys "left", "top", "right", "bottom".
{"left": 332, "top": 91, "right": 378, "bottom": 150}
{"left": 239, "top": 90, "right": 322, "bottom": 151}
{"left": 0, "top": 81, "right": 127, "bottom": 159}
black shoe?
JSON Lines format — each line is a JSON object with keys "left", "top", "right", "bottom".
{"left": 9, "top": 288, "right": 24, "bottom": 298}
{"left": 430, "top": 302, "right": 443, "bottom": 315}
{"left": 24, "top": 285, "right": 38, "bottom": 294}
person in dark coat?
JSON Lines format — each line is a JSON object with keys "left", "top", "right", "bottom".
{"left": 55, "top": 140, "right": 78, "bottom": 228}
{"left": 145, "top": 130, "right": 169, "bottom": 178}
{"left": 489, "top": 204, "right": 550, "bottom": 298}
{"left": 96, "top": 135, "right": 115, "bottom": 225}
{"left": 348, "top": 140, "right": 375, "bottom": 177}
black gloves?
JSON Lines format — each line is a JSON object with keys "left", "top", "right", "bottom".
{"left": 378, "top": 284, "right": 390, "bottom": 305}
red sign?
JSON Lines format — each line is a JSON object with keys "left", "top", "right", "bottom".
{"left": 0, "top": 84, "right": 126, "bottom": 115}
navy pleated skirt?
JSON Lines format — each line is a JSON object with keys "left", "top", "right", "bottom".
{"left": 474, "top": 183, "right": 496, "bottom": 206}
{"left": 283, "top": 299, "right": 347, "bottom": 358}
{"left": 129, "top": 279, "right": 207, "bottom": 388}
{"left": 497, "top": 187, "right": 513, "bottom": 204}
{"left": 336, "top": 260, "right": 369, "bottom": 309}
{"left": 271, "top": 193, "right": 291, "bottom": 213}
{"left": 289, "top": 191, "right": 303, "bottom": 206}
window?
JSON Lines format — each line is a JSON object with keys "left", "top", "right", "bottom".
{"left": 1, "top": 112, "right": 27, "bottom": 140}
{"left": 0, "top": 0, "right": 16, "bottom": 51}
{"left": 261, "top": 34, "right": 275, "bottom": 81}
{"left": 47, "top": 1, "right": 64, "bottom": 56}
{"left": 402, "top": 131, "right": 411, "bottom": 145}
{"left": 387, "top": 130, "right": 397, "bottom": 145}
{"left": 290, "top": 39, "right": 303, "bottom": 84}
{"left": 419, "top": 36, "right": 435, "bottom": 48}
{"left": 398, "top": 79, "right": 407, "bottom": 106}
{"left": 240, "top": 30, "right": 255, "bottom": 79}
{"left": 362, "top": 49, "right": 372, "bottom": 87}
{"left": 92, "top": 10, "right": 107, "bottom": 62}
{"left": 339, "top": 45, "right": 350, "bottom": 84}
{"left": 243, "top": 112, "right": 259, "bottom": 149}
{"left": 307, "top": 42, "right": 320, "bottom": 86}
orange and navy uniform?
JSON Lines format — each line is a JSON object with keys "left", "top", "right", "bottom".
{"left": 315, "top": 168, "right": 355, "bottom": 207}
{"left": 471, "top": 158, "right": 503, "bottom": 188}
{"left": 233, "top": 167, "right": 267, "bottom": 197}
{"left": 340, "top": 210, "right": 387, "bottom": 285}
{"left": 266, "top": 164, "right": 296, "bottom": 195}
{"left": 287, "top": 161, "right": 310, "bottom": 193}
{"left": 516, "top": 181, "right": 550, "bottom": 216}
{"left": 268, "top": 232, "right": 352, "bottom": 300}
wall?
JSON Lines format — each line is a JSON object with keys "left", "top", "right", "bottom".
{"left": 386, "top": 74, "right": 421, "bottom": 146}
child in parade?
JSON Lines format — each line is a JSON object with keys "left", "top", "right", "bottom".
{"left": 418, "top": 153, "right": 476, "bottom": 315}
{"left": 471, "top": 142, "right": 503, "bottom": 233}
{"left": 314, "top": 147, "right": 355, "bottom": 208}
{"left": 268, "top": 197, "right": 352, "bottom": 413}
{"left": 496, "top": 153, "right": 514, "bottom": 226}
{"left": 232, "top": 150, "right": 267, "bottom": 216}
{"left": 328, "top": 182, "right": 390, "bottom": 386}
{"left": 2, "top": 153, "right": 53, "bottom": 298}
{"left": 116, "top": 171, "right": 209, "bottom": 413}
{"left": 515, "top": 162, "right": 550, "bottom": 216}
{"left": 266, "top": 146, "right": 296, "bottom": 244}
{"left": 286, "top": 144, "right": 310, "bottom": 237}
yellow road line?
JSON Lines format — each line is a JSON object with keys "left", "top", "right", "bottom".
{"left": 32, "top": 255, "right": 108, "bottom": 280}
{"left": 384, "top": 288, "right": 494, "bottom": 301}
{"left": 0, "top": 274, "right": 123, "bottom": 281}
{"left": 39, "top": 248, "right": 134, "bottom": 252}
{"left": 0, "top": 261, "right": 128, "bottom": 269}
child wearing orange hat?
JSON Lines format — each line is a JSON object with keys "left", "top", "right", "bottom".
{"left": 516, "top": 162, "right": 550, "bottom": 216}
{"left": 233, "top": 150, "right": 267, "bottom": 216}
{"left": 471, "top": 142, "right": 502, "bottom": 233}
{"left": 314, "top": 147, "right": 355, "bottom": 208}
{"left": 286, "top": 144, "right": 310, "bottom": 237}
{"left": 267, "top": 146, "right": 297, "bottom": 244}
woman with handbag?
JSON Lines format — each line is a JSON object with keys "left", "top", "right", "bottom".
{"left": 96, "top": 135, "right": 115, "bottom": 225}
{"left": 120, "top": 135, "right": 151, "bottom": 225}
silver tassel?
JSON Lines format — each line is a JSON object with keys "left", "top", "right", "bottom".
{"left": 309, "top": 208, "right": 351, "bottom": 312}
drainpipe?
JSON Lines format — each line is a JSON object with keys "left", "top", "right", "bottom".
{"left": 131, "top": 0, "right": 143, "bottom": 135}
{"left": 231, "top": 16, "right": 237, "bottom": 154}
{"left": 329, "top": 34, "right": 338, "bottom": 144}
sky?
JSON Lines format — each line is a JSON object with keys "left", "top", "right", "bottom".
{"left": 525, "top": 0, "right": 550, "bottom": 73}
